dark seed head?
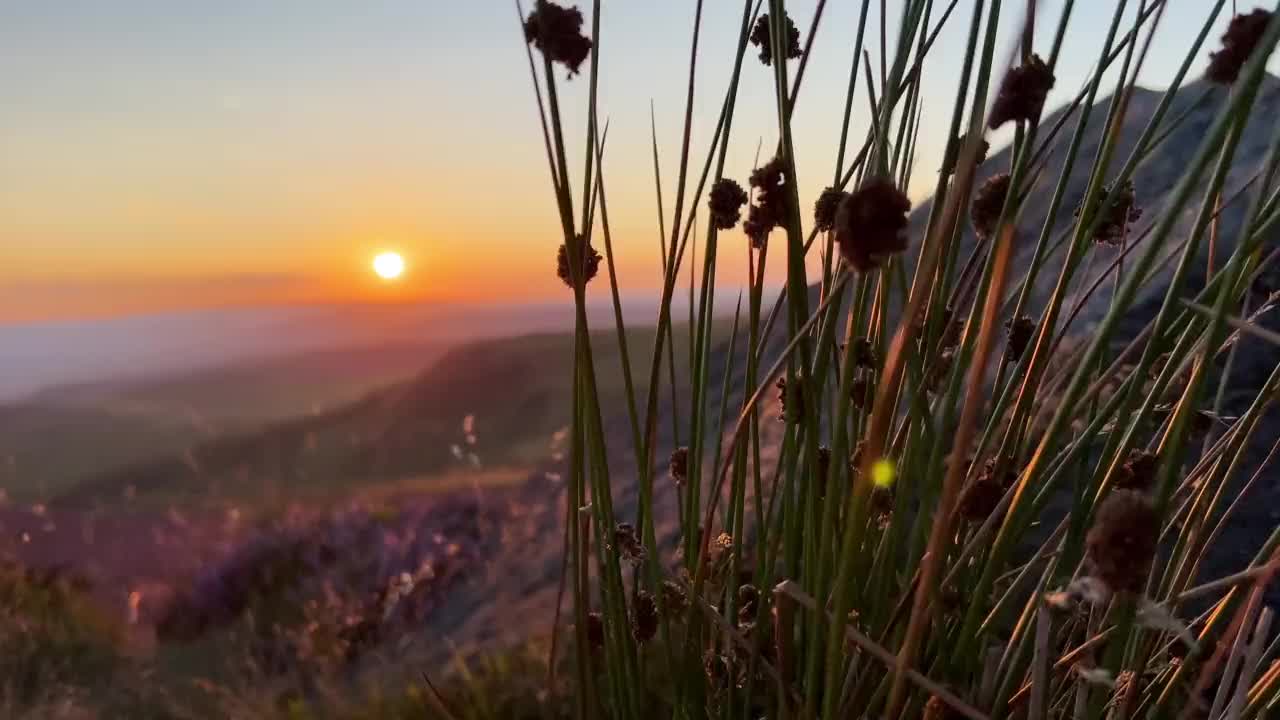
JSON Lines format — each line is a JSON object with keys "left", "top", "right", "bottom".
{"left": 737, "top": 584, "right": 760, "bottom": 628}
{"left": 744, "top": 156, "right": 790, "bottom": 249}
{"left": 1078, "top": 181, "right": 1141, "bottom": 246}
{"left": 1086, "top": 490, "right": 1158, "bottom": 595}
{"left": 748, "top": 12, "right": 802, "bottom": 66}
{"left": 708, "top": 178, "right": 749, "bottom": 230}
{"left": 834, "top": 177, "right": 912, "bottom": 272}
{"left": 669, "top": 446, "right": 689, "bottom": 485}
{"left": 632, "top": 590, "right": 658, "bottom": 643}
{"left": 942, "top": 135, "right": 990, "bottom": 176}
{"left": 776, "top": 376, "right": 805, "bottom": 422}
{"left": 989, "top": 54, "right": 1055, "bottom": 129}
{"left": 585, "top": 611, "right": 605, "bottom": 650}
{"left": 971, "top": 173, "right": 1012, "bottom": 240}
{"left": 958, "top": 472, "right": 1004, "bottom": 523}
{"left": 1005, "top": 315, "right": 1036, "bottom": 363}
{"left": 850, "top": 337, "right": 877, "bottom": 369}
{"left": 557, "top": 240, "right": 602, "bottom": 287}
{"left": 523, "top": 2, "right": 594, "bottom": 77}
{"left": 1206, "top": 10, "right": 1273, "bottom": 85}
{"left": 814, "top": 186, "right": 847, "bottom": 232}
{"left": 815, "top": 446, "right": 832, "bottom": 497}
{"left": 924, "top": 695, "right": 961, "bottom": 720}
{"left": 660, "top": 579, "right": 689, "bottom": 616}
{"left": 612, "top": 522, "right": 647, "bottom": 565}
{"left": 1116, "top": 449, "right": 1158, "bottom": 491}
{"left": 850, "top": 373, "right": 872, "bottom": 411}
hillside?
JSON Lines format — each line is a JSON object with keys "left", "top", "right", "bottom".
{"left": 0, "top": 343, "right": 440, "bottom": 499}
{"left": 50, "top": 326, "right": 688, "bottom": 509}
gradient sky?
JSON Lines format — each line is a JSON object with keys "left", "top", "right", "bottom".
{"left": 1, "top": 1, "right": 1271, "bottom": 323}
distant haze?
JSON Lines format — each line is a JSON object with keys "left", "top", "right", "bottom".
{"left": 0, "top": 293, "right": 736, "bottom": 401}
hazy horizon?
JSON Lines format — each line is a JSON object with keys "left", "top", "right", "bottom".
{"left": 4, "top": 1, "right": 1275, "bottom": 324}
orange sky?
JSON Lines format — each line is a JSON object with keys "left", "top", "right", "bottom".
{"left": 1, "top": 2, "right": 1256, "bottom": 324}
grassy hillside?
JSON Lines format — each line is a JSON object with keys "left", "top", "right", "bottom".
{"left": 0, "top": 343, "right": 440, "bottom": 500}
{"left": 52, "top": 326, "right": 699, "bottom": 509}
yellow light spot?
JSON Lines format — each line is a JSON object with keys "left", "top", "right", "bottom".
{"left": 871, "top": 458, "right": 896, "bottom": 488}
{"left": 373, "top": 251, "right": 405, "bottom": 280}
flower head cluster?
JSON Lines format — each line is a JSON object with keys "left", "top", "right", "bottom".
{"left": 1005, "top": 315, "right": 1036, "bottom": 363}
{"left": 749, "top": 13, "right": 802, "bottom": 66}
{"left": 708, "top": 178, "right": 749, "bottom": 230}
{"left": 1086, "top": 490, "right": 1158, "bottom": 595}
{"left": 989, "top": 54, "right": 1055, "bottom": 129}
{"left": 971, "top": 173, "right": 1012, "bottom": 240}
{"left": 669, "top": 446, "right": 689, "bottom": 485}
{"left": 834, "top": 177, "right": 912, "bottom": 272}
{"left": 1079, "top": 181, "right": 1141, "bottom": 246}
{"left": 744, "top": 156, "right": 790, "bottom": 248}
{"left": 1207, "top": 10, "right": 1273, "bottom": 85}
{"left": 814, "top": 186, "right": 847, "bottom": 232}
{"left": 612, "top": 522, "right": 647, "bottom": 565}
{"left": 632, "top": 590, "right": 658, "bottom": 642}
{"left": 523, "top": 2, "right": 593, "bottom": 77}
{"left": 1116, "top": 449, "right": 1158, "bottom": 491}
{"left": 556, "top": 240, "right": 602, "bottom": 287}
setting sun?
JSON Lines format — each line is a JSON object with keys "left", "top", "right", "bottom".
{"left": 372, "top": 252, "right": 405, "bottom": 280}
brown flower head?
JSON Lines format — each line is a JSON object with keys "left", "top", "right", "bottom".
{"left": 942, "top": 135, "right": 990, "bottom": 176}
{"left": 1078, "top": 181, "right": 1141, "bottom": 246}
{"left": 660, "top": 579, "right": 689, "bottom": 616}
{"left": 1207, "top": 10, "right": 1273, "bottom": 84}
{"left": 870, "top": 482, "right": 895, "bottom": 528}
{"left": 744, "top": 156, "right": 790, "bottom": 248}
{"left": 632, "top": 590, "right": 658, "bottom": 643}
{"left": 815, "top": 446, "right": 832, "bottom": 496}
{"left": 612, "top": 522, "right": 647, "bottom": 565}
{"left": 775, "top": 375, "right": 805, "bottom": 422}
{"left": 1005, "top": 315, "right": 1036, "bottom": 363}
{"left": 850, "top": 373, "right": 871, "bottom": 410}
{"left": 585, "top": 611, "right": 605, "bottom": 650}
{"left": 523, "top": 1, "right": 593, "bottom": 77}
{"left": 814, "top": 186, "right": 847, "bottom": 232}
{"left": 1116, "top": 449, "right": 1158, "bottom": 491}
{"left": 736, "top": 584, "right": 760, "bottom": 628}
{"left": 705, "top": 651, "right": 731, "bottom": 690}
{"left": 958, "top": 471, "right": 1004, "bottom": 523}
{"left": 988, "top": 54, "right": 1055, "bottom": 129}
{"left": 1086, "top": 490, "right": 1158, "bottom": 595}
{"left": 749, "top": 13, "right": 802, "bottom": 66}
{"left": 556, "top": 239, "right": 602, "bottom": 287}
{"left": 924, "top": 695, "right": 961, "bottom": 720}
{"left": 708, "top": 178, "right": 749, "bottom": 230}
{"left": 850, "top": 337, "right": 877, "bottom": 369}
{"left": 971, "top": 173, "right": 1012, "bottom": 240}
{"left": 926, "top": 346, "right": 957, "bottom": 394}
{"left": 834, "top": 176, "right": 912, "bottom": 272}
{"left": 669, "top": 446, "right": 689, "bottom": 485}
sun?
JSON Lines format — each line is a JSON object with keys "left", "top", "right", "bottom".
{"left": 372, "top": 251, "right": 405, "bottom": 280}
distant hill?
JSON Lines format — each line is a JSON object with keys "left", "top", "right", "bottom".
{"left": 0, "top": 343, "right": 439, "bottom": 499}
{"left": 50, "top": 327, "right": 685, "bottom": 509}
